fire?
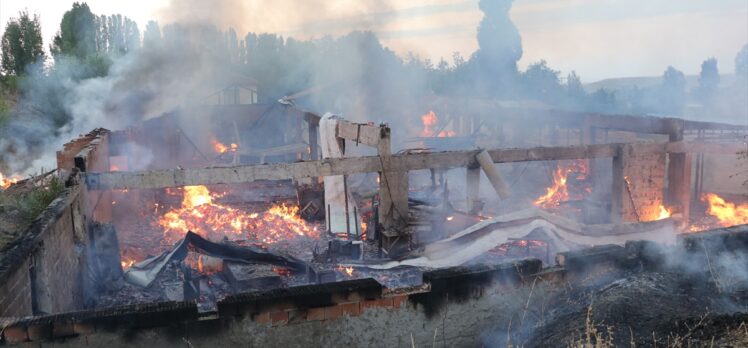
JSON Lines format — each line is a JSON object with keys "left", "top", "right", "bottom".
{"left": 638, "top": 204, "right": 673, "bottom": 222}
{"left": 121, "top": 259, "right": 135, "bottom": 269}
{"left": 337, "top": 266, "right": 354, "bottom": 277}
{"left": 0, "top": 172, "right": 21, "bottom": 190}
{"left": 157, "top": 185, "right": 318, "bottom": 244}
{"left": 534, "top": 160, "right": 588, "bottom": 209}
{"left": 420, "top": 111, "right": 455, "bottom": 138}
{"left": 212, "top": 139, "right": 238, "bottom": 154}
{"left": 702, "top": 193, "right": 748, "bottom": 227}
{"left": 273, "top": 267, "right": 293, "bottom": 277}
{"left": 656, "top": 205, "right": 672, "bottom": 220}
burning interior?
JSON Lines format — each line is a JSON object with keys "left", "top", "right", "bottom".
{"left": 1, "top": 102, "right": 748, "bottom": 346}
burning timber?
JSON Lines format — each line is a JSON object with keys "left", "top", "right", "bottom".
{"left": 1, "top": 104, "right": 748, "bottom": 346}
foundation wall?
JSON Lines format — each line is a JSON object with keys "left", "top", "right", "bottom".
{"left": 2, "top": 220, "right": 747, "bottom": 346}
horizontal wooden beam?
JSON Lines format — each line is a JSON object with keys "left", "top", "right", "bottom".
{"left": 667, "top": 141, "right": 747, "bottom": 155}
{"left": 585, "top": 113, "right": 673, "bottom": 134}
{"left": 85, "top": 143, "right": 619, "bottom": 190}
{"left": 486, "top": 143, "right": 618, "bottom": 162}
{"left": 84, "top": 141, "right": 745, "bottom": 190}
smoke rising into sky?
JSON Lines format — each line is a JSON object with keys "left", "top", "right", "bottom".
{"left": 1, "top": 0, "right": 746, "bottom": 81}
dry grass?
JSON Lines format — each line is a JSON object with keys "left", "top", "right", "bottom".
{"left": 567, "top": 304, "right": 615, "bottom": 348}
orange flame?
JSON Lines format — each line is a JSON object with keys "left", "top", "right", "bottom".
{"left": 534, "top": 160, "right": 588, "bottom": 209}
{"left": 337, "top": 266, "right": 354, "bottom": 277}
{"left": 656, "top": 205, "right": 672, "bottom": 220}
{"left": 0, "top": 172, "right": 21, "bottom": 190}
{"left": 121, "top": 259, "right": 135, "bottom": 269}
{"left": 212, "top": 139, "right": 238, "bottom": 154}
{"left": 702, "top": 193, "right": 748, "bottom": 227}
{"left": 420, "top": 111, "right": 455, "bottom": 138}
{"left": 157, "top": 185, "right": 318, "bottom": 244}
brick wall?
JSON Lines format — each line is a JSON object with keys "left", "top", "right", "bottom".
{"left": 622, "top": 150, "right": 667, "bottom": 221}
{"left": 0, "top": 264, "right": 32, "bottom": 317}
{"left": 0, "top": 188, "right": 87, "bottom": 317}
{"left": 613, "top": 144, "right": 667, "bottom": 223}
{"left": 32, "top": 194, "right": 86, "bottom": 314}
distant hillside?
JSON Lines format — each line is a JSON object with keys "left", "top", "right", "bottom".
{"left": 584, "top": 74, "right": 737, "bottom": 93}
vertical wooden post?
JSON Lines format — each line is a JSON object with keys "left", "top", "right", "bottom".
{"left": 377, "top": 126, "right": 408, "bottom": 235}
{"left": 611, "top": 144, "right": 628, "bottom": 224}
{"left": 466, "top": 165, "right": 480, "bottom": 213}
{"left": 666, "top": 119, "right": 691, "bottom": 225}
{"left": 307, "top": 114, "right": 319, "bottom": 160}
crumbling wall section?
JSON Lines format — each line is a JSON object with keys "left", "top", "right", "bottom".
{"left": 0, "top": 187, "right": 86, "bottom": 317}
{"left": 4, "top": 225, "right": 748, "bottom": 346}
{"left": 30, "top": 190, "right": 87, "bottom": 315}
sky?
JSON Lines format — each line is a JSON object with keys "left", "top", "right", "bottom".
{"left": 0, "top": 0, "right": 746, "bottom": 82}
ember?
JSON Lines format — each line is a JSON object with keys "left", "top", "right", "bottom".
{"left": 157, "top": 185, "right": 319, "bottom": 244}
{"left": 273, "top": 267, "right": 293, "bottom": 277}
{"left": 121, "top": 259, "right": 135, "bottom": 269}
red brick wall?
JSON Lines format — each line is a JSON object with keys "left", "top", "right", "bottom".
{"left": 0, "top": 189, "right": 86, "bottom": 317}
{"left": 621, "top": 150, "right": 667, "bottom": 222}
{"left": 32, "top": 193, "right": 86, "bottom": 314}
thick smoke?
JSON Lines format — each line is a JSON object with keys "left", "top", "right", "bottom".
{"left": 471, "top": 0, "right": 522, "bottom": 96}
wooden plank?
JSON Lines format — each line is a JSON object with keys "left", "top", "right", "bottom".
{"left": 486, "top": 143, "right": 619, "bottom": 163}
{"left": 465, "top": 166, "right": 480, "bottom": 213}
{"left": 85, "top": 157, "right": 385, "bottom": 190}
{"left": 610, "top": 144, "right": 628, "bottom": 224}
{"left": 377, "top": 126, "right": 409, "bottom": 232}
{"left": 476, "top": 150, "right": 510, "bottom": 199}
{"left": 684, "top": 119, "right": 748, "bottom": 131}
{"left": 336, "top": 120, "right": 381, "bottom": 147}
{"left": 666, "top": 122, "right": 691, "bottom": 225}
{"left": 307, "top": 114, "right": 319, "bottom": 160}
{"left": 666, "top": 141, "right": 747, "bottom": 155}
{"left": 585, "top": 113, "right": 672, "bottom": 134}
{"left": 85, "top": 143, "right": 628, "bottom": 190}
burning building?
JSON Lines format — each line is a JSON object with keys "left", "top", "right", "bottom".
{"left": 1, "top": 102, "right": 748, "bottom": 346}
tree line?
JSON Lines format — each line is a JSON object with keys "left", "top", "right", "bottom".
{"left": 1, "top": 1, "right": 747, "bottom": 126}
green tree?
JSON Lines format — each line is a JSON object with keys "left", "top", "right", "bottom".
{"left": 697, "top": 57, "right": 720, "bottom": 105}
{"left": 1, "top": 11, "right": 44, "bottom": 76}
{"left": 660, "top": 66, "right": 687, "bottom": 115}
{"left": 522, "top": 60, "right": 562, "bottom": 101}
{"left": 566, "top": 71, "right": 585, "bottom": 99}
{"left": 735, "top": 44, "right": 748, "bottom": 86}
{"left": 50, "top": 2, "right": 98, "bottom": 59}
{"left": 142, "top": 21, "right": 161, "bottom": 49}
